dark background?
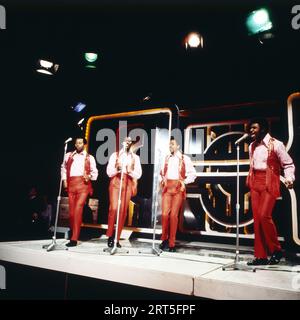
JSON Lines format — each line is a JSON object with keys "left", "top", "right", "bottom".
{"left": 0, "top": 0, "right": 299, "bottom": 239}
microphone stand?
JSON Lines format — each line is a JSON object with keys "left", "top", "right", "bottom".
{"left": 138, "top": 156, "right": 161, "bottom": 256}
{"left": 103, "top": 143, "right": 129, "bottom": 255}
{"left": 222, "top": 141, "right": 255, "bottom": 272}
{"left": 138, "top": 132, "right": 162, "bottom": 256}
{"left": 43, "top": 140, "right": 70, "bottom": 252}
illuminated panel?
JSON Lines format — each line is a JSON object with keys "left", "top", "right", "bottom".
{"left": 83, "top": 107, "right": 173, "bottom": 231}
{"left": 85, "top": 108, "right": 172, "bottom": 151}
{"left": 180, "top": 96, "right": 300, "bottom": 247}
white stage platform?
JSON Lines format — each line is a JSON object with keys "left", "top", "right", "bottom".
{"left": 0, "top": 239, "right": 299, "bottom": 300}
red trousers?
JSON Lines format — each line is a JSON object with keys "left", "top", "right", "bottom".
{"left": 161, "top": 180, "right": 185, "bottom": 247}
{"left": 68, "top": 176, "right": 90, "bottom": 241}
{"left": 106, "top": 174, "right": 133, "bottom": 241}
{"left": 250, "top": 171, "right": 281, "bottom": 258}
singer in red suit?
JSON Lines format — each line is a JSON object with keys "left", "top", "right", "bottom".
{"left": 159, "top": 137, "right": 197, "bottom": 252}
{"left": 61, "top": 137, "right": 98, "bottom": 247}
{"left": 106, "top": 137, "right": 142, "bottom": 248}
{"left": 246, "top": 118, "right": 295, "bottom": 265}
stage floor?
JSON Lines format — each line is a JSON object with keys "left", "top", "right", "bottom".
{"left": 0, "top": 238, "right": 299, "bottom": 300}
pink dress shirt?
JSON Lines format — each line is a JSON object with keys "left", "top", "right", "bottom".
{"left": 61, "top": 150, "right": 98, "bottom": 181}
{"left": 106, "top": 151, "right": 142, "bottom": 180}
{"left": 162, "top": 152, "right": 197, "bottom": 185}
{"left": 249, "top": 133, "right": 295, "bottom": 182}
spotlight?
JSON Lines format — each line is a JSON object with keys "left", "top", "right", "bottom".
{"left": 77, "top": 118, "right": 85, "bottom": 125}
{"left": 36, "top": 59, "right": 59, "bottom": 75}
{"left": 246, "top": 8, "right": 273, "bottom": 36}
{"left": 142, "top": 93, "right": 152, "bottom": 102}
{"left": 184, "top": 32, "right": 204, "bottom": 49}
{"left": 84, "top": 52, "right": 98, "bottom": 68}
{"left": 72, "top": 102, "right": 86, "bottom": 113}
{"left": 77, "top": 118, "right": 85, "bottom": 130}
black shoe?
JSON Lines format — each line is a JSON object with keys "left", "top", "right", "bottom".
{"left": 268, "top": 250, "right": 283, "bottom": 265}
{"left": 247, "top": 258, "right": 268, "bottom": 266}
{"left": 107, "top": 237, "right": 121, "bottom": 248}
{"left": 116, "top": 242, "right": 121, "bottom": 248}
{"left": 66, "top": 240, "right": 77, "bottom": 247}
{"left": 159, "top": 240, "right": 168, "bottom": 250}
{"left": 169, "top": 247, "right": 176, "bottom": 253}
{"left": 107, "top": 237, "right": 114, "bottom": 248}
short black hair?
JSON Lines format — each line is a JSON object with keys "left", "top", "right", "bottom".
{"left": 74, "top": 136, "right": 87, "bottom": 144}
{"left": 247, "top": 117, "right": 269, "bottom": 134}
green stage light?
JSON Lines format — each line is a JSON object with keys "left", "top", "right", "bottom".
{"left": 246, "top": 8, "right": 273, "bottom": 35}
{"left": 84, "top": 52, "right": 98, "bottom": 63}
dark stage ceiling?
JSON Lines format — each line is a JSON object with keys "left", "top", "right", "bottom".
{"left": 0, "top": 0, "right": 299, "bottom": 201}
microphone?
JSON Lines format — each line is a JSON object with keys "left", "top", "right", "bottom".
{"left": 64, "top": 137, "right": 72, "bottom": 144}
{"left": 234, "top": 133, "right": 249, "bottom": 145}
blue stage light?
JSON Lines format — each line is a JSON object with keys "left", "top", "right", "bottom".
{"left": 74, "top": 102, "right": 86, "bottom": 113}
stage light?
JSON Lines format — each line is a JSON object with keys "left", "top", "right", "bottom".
{"left": 73, "top": 102, "right": 86, "bottom": 113}
{"left": 246, "top": 8, "right": 273, "bottom": 35}
{"left": 77, "top": 118, "right": 85, "bottom": 130}
{"left": 77, "top": 118, "right": 85, "bottom": 125}
{"left": 85, "top": 52, "right": 98, "bottom": 63}
{"left": 36, "top": 59, "right": 59, "bottom": 75}
{"left": 84, "top": 52, "right": 98, "bottom": 68}
{"left": 184, "top": 32, "right": 204, "bottom": 49}
{"left": 142, "top": 93, "right": 152, "bottom": 102}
